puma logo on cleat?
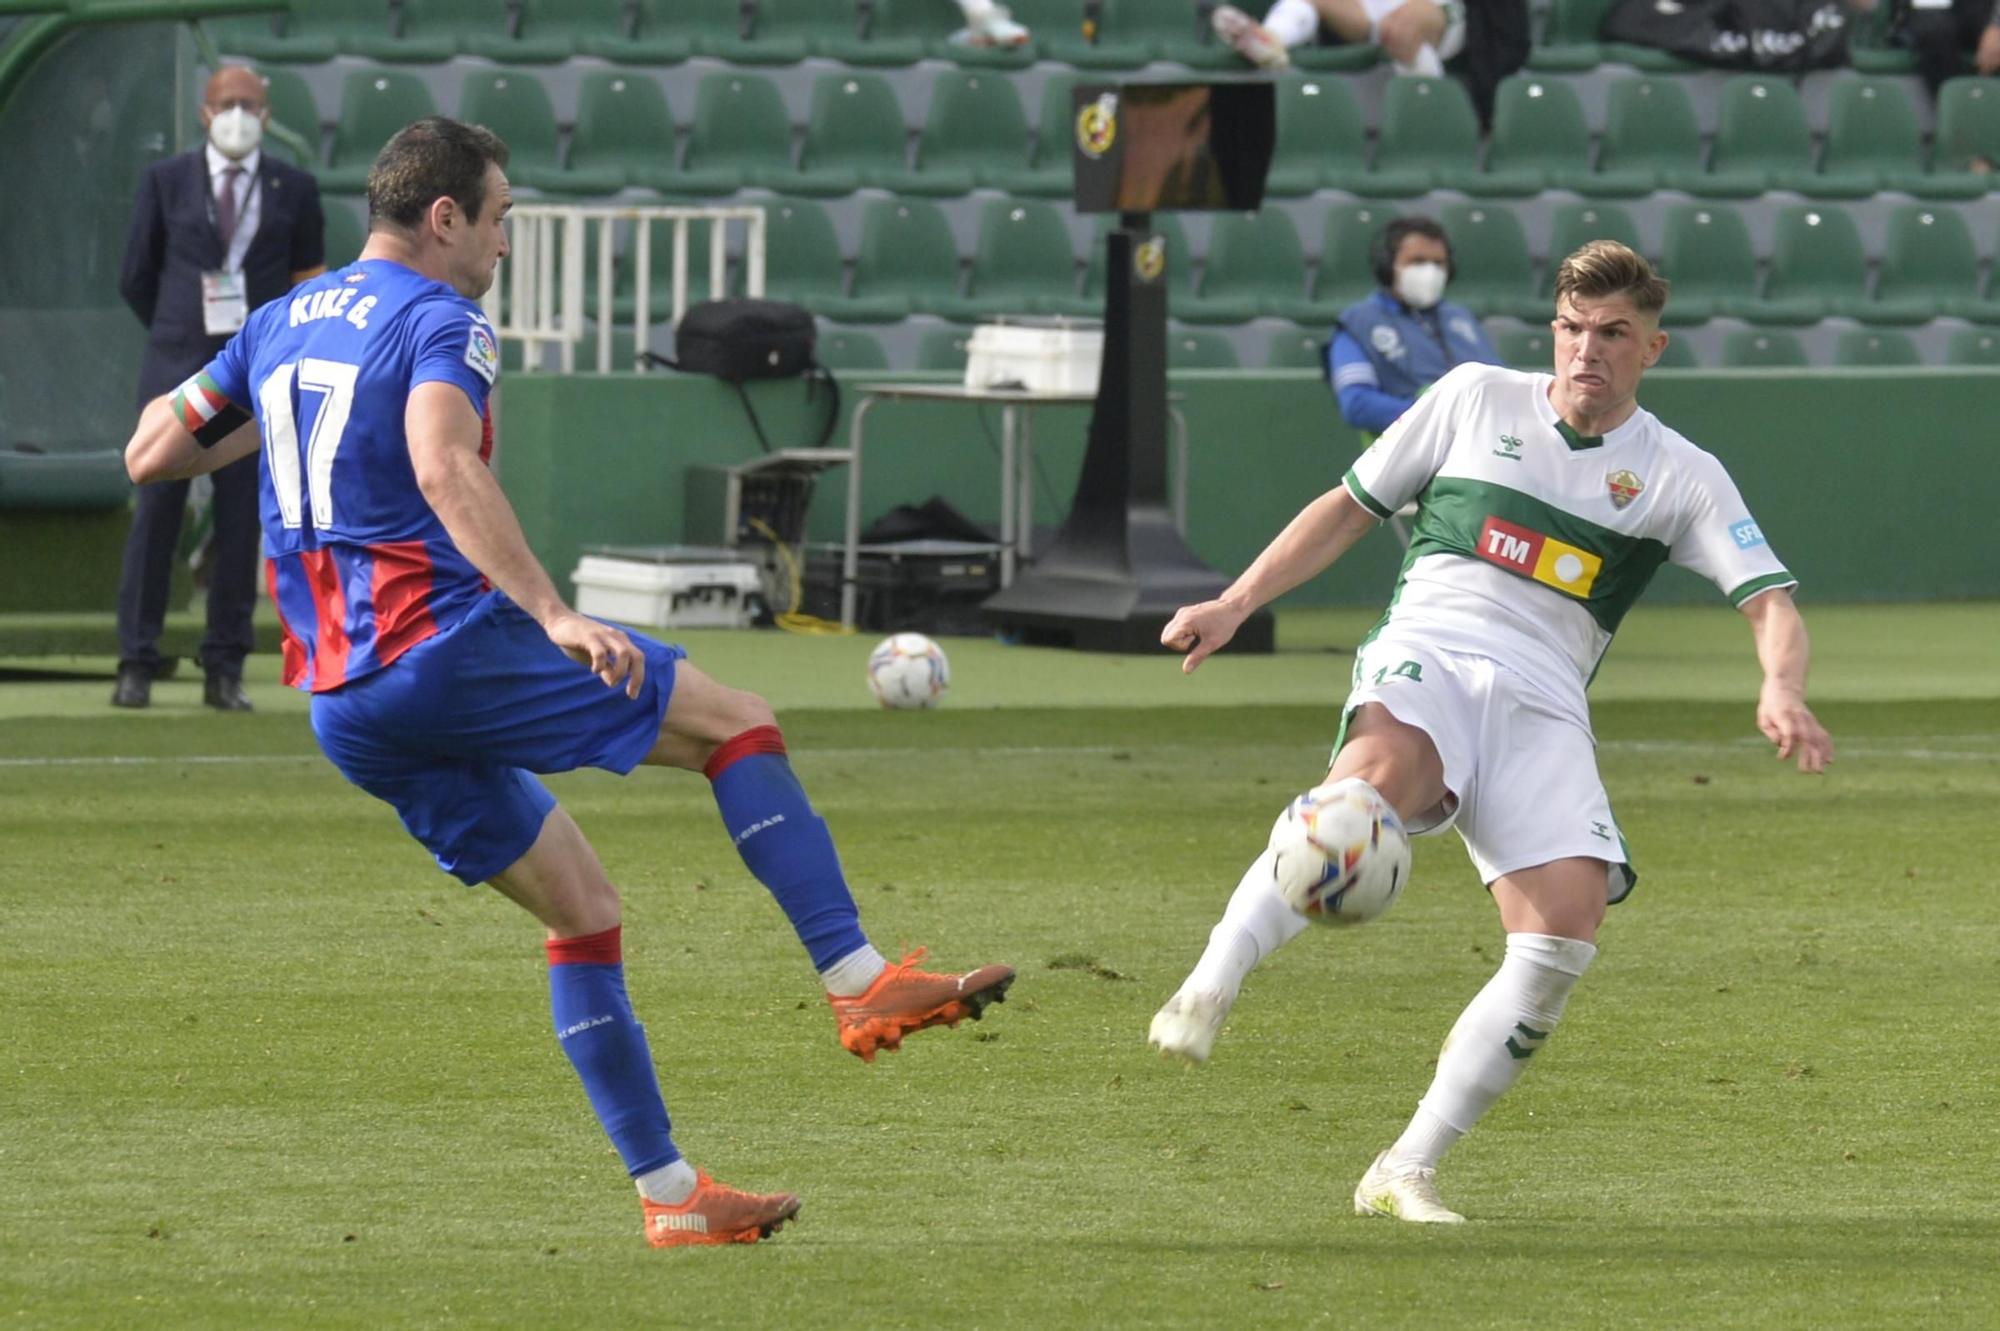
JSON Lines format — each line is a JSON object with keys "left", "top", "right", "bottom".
{"left": 653, "top": 1213, "right": 710, "bottom": 1234}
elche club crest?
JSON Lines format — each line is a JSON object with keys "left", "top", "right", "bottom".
{"left": 1075, "top": 93, "right": 1117, "bottom": 158}
{"left": 1606, "top": 469, "right": 1644, "bottom": 510}
{"left": 1132, "top": 236, "right": 1166, "bottom": 283}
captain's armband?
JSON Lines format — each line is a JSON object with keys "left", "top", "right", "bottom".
{"left": 171, "top": 372, "right": 251, "bottom": 448}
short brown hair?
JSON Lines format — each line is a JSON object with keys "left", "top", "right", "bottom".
{"left": 368, "top": 116, "right": 509, "bottom": 231}
{"left": 1552, "top": 240, "right": 1669, "bottom": 320}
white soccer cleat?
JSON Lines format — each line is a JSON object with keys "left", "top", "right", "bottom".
{"left": 952, "top": 5, "right": 1030, "bottom": 47}
{"left": 1352, "top": 1151, "right": 1467, "bottom": 1224}
{"left": 1147, "top": 988, "right": 1233, "bottom": 1064}
{"left": 1211, "top": 4, "right": 1291, "bottom": 70}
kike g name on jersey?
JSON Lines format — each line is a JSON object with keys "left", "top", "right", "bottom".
{"left": 1476, "top": 515, "right": 1603, "bottom": 599}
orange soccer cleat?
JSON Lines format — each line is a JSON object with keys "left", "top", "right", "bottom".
{"left": 642, "top": 1170, "right": 801, "bottom": 1249}
{"left": 828, "top": 948, "right": 1015, "bottom": 1062}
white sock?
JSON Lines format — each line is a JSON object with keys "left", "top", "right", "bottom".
{"left": 1386, "top": 932, "right": 1597, "bottom": 1171}
{"left": 1395, "top": 43, "right": 1445, "bottom": 77}
{"left": 958, "top": 0, "right": 998, "bottom": 22}
{"left": 1180, "top": 849, "right": 1312, "bottom": 1000}
{"left": 819, "top": 942, "right": 888, "bottom": 997}
{"left": 635, "top": 1157, "right": 698, "bottom": 1205}
{"left": 1261, "top": 0, "right": 1320, "bottom": 47}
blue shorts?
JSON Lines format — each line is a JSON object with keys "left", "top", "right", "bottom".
{"left": 310, "top": 591, "right": 684, "bottom": 885}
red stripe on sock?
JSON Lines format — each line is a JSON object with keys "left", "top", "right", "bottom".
{"left": 703, "top": 724, "right": 788, "bottom": 781}
{"left": 546, "top": 924, "right": 622, "bottom": 967}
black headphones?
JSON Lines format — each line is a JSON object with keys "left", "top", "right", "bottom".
{"left": 1371, "top": 216, "right": 1456, "bottom": 290}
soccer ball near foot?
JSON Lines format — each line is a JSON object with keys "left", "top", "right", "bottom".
{"left": 867, "top": 633, "right": 950, "bottom": 709}
{"left": 1268, "top": 778, "right": 1410, "bottom": 924}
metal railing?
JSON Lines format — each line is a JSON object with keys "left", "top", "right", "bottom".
{"left": 483, "top": 203, "right": 766, "bottom": 373}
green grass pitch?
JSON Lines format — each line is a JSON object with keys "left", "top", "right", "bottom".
{"left": 2, "top": 605, "right": 1997, "bottom": 1329}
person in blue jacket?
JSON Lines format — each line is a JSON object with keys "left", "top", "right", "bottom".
{"left": 1328, "top": 216, "right": 1499, "bottom": 435}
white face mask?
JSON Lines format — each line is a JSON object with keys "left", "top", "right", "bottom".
{"left": 1395, "top": 261, "right": 1448, "bottom": 311}
{"left": 208, "top": 106, "right": 263, "bottom": 160}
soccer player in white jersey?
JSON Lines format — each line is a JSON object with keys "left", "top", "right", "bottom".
{"left": 1146, "top": 241, "right": 1834, "bottom": 1223}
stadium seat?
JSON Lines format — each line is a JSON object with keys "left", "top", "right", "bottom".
{"left": 323, "top": 199, "right": 368, "bottom": 268}
{"left": 1720, "top": 329, "right": 1809, "bottom": 368}
{"left": 1043, "top": 0, "right": 1217, "bottom": 68}
{"left": 1592, "top": 77, "right": 1703, "bottom": 197}
{"left": 1832, "top": 327, "right": 1923, "bottom": 367}
{"left": 678, "top": 72, "right": 795, "bottom": 196}
{"left": 612, "top": 209, "right": 729, "bottom": 322}
{"left": 567, "top": 72, "right": 680, "bottom": 194}
{"left": 689, "top": 0, "right": 810, "bottom": 63}
{"left": 1168, "top": 329, "right": 1242, "bottom": 369}
{"left": 1277, "top": 204, "right": 1394, "bottom": 324}
{"left": 463, "top": 0, "right": 581, "bottom": 63}
{"left": 1265, "top": 78, "right": 1367, "bottom": 197}
{"left": 1689, "top": 75, "right": 1817, "bottom": 198}
{"left": 990, "top": 73, "right": 1079, "bottom": 198}
{"left": 916, "top": 326, "right": 974, "bottom": 371}
{"left": 1543, "top": 204, "right": 1645, "bottom": 295}
{"left": 1652, "top": 333, "right": 1698, "bottom": 368}
{"left": 1848, "top": 2, "right": 1918, "bottom": 74}
{"left": 831, "top": 0, "right": 1025, "bottom": 67}
{"left": 1528, "top": 0, "right": 1611, "bottom": 71}
{"left": 848, "top": 198, "right": 963, "bottom": 319}
{"left": 457, "top": 73, "right": 565, "bottom": 193}
{"left": 759, "top": 198, "right": 907, "bottom": 324}
{"left": 1872, "top": 205, "right": 1981, "bottom": 325}
{"left": 1930, "top": 78, "right": 2000, "bottom": 188}
{"left": 319, "top": 71, "right": 439, "bottom": 193}
{"left": 1656, "top": 203, "right": 1757, "bottom": 325}
{"left": 259, "top": 69, "right": 322, "bottom": 168}
{"left": 1438, "top": 204, "right": 1543, "bottom": 320}
{"left": 935, "top": 199, "right": 1083, "bottom": 321}
{"left": 1181, "top": 210, "right": 1308, "bottom": 324}
{"left": 1494, "top": 326, "right": 1554, "bottom": 369}
{"left": 1944, "top": 327, "right": 2000, "bottom": 364}
{"left": 1806, "top": 78, "right": 1980, "bottom": 200}
{"left": 576, "top": 0, "right": 693, "bottom": 63}
{"left": 1265, "top": 328, "right": 1327, "bottom": 368}
{"left": 878, "top": 72, "right": 1032, "bottom": 196}
{"left": 794, "top": 73, "right": 909, "bottom": 196}
{"left": 816, "top": 328, "right": 890, "bottom": 371}
{"left": 1363, "top": 77, "right": 1481, "bottom": 197}
{"left": 1479, "top": 76, "right": 1592, "bottom": 196}
{"left": 1292, "top": 38, "right": 1381, "bottom": 73}
{"left": 1745, "top": 205, "right": 1868, "bottom": 325}
{"left": 1082, "top": 213, "right": 1193, "bottom": 306}
{"left": 757, "top": 0, "right": 868, "bottom": 55}
{"left": 207, "top": 1, "right": 383, "bottom": 62}
{"left": 348, "top": 0, "right": 506, "bottom": 62}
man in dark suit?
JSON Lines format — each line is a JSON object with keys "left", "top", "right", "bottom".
{"left": 113, "top": 65, "right": 325, "bottom": 710}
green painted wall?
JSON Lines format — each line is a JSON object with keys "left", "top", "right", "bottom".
{"left": 495, "top": 367, "right": 2000, "bottom": 609}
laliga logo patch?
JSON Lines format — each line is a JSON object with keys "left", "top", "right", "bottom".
{"left": 464, "top": 318, "right": 499, "bottom": 384}
{"left": 1075, "top": 93, "right": 1117, "bottom": 158}
{"left": 1133, "top": 236, "right": 1166, "bottom": 283}
{"left": 1606, "top": 469, "right": 1644, "bottom": 510}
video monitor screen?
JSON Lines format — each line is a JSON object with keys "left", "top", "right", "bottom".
{"left": 1070, "top": 81, "right": 1275, "bottom": 214}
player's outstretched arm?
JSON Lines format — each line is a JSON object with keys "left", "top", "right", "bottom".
{"left": 1740, "top": 587, "right": 1833, "bottom": 774}
{"left": 1161, "top": 483, "right": 1380, "bottom": 673}
{"left": 124, "top": 390, "right": 261, "bottom": 484}
{"left": 406, "top": 382, "right": 644, "bottom": 698}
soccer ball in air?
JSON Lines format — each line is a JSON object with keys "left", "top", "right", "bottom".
{"left": 1268, "top": 778, "right": 1410, "bottom": 925}
{"left": 867, "top": 633, "right": 950, "bottom": 709}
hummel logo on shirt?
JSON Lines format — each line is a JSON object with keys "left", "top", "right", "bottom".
{"left": 1492, "top": 434, "right": 1524, "bottom": 460}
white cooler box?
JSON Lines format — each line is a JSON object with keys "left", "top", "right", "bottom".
{"left": 964, "top": 318, "right": 1103, "bottom": 394}
{"left": 571, "top": 551, "right": 764, "bottom": 630}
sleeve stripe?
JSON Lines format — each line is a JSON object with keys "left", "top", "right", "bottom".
{"left": 1728, "top": 570, "right": 1798, "bottom": 606}
{"left": 1332, "top": 365, "right": 1378, "bottom": 388}
{"left": 1343, "top": 469, "right": 1395, "bottom": 521}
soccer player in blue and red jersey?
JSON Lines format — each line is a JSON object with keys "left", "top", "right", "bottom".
{"left": 123, "top": 118, "right": 1015, "bottom": 1249}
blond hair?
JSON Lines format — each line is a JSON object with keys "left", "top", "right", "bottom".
{"left": 1552, "top": 240, "right": 1669, "bottom": 320}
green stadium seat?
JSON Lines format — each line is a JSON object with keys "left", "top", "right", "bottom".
{"left": 990, "top": 73, "right": 1079, "bottom": 198}
{"left": 1494, "top": 326, "right": 1554, "bottom": 370}
{"left": 1292, "top": 39, "right": 1381, "bottom": 73}
{"left": 1039, "top": 0, "right": 1168, "bottom": 67}
{"left": 1082, "top": 213, "right": 1192, "bottom": 308}
{"left": 1930, "top": 78, "right": 2000, "bottom": 190}
{"left": 1479, "top": 76, "right": 1592, "bottom": 196}
{"left": 1687, "top": 76, "right": 1817, "bottom": 199}
{"left": 1438, "top": 204, "right": 1543, "bottom": 320}
{"left": 1168, "top": 329, "right": 1242, "bottom": 369}
{"left": 1181, "top": 210, "right": 1307, "bottom": 324}
{"left": 758, "top": 0, "right": 872, "bottom": 58}
{"left": 1652, "top": 334, "right": 1698, "bottom": 368}
{"left": 611, "top": 208, "right": 729, "bottom": 322}
{"left": 457, "top": 72, "right": 566, "bottom": 193}
{"left": 1275, "top": 204, "right": 1393, "bottom": 324}
{"left": 934, "top": 199, "right": 1083, "bottom": 321}
{"left": 1528, "top": 0, "right": 1611, "bottom": 71}
{"left": 1542, "top": 204, "right": 1645, "bottom": 302}
{"left": 794, "top": 73, "right": 910, "bottom": 197}
{"left": 576, "top": 0, "right": 693, "bottom": 63}
{"left": 1803, "top": 78, "right": 1967, "bottom": 200}
{"left": 1265, "top": 328, "right": 1327, "bottom": 368}
{"left": 258, "top": 68, "right": 322, "bottom": 168}
{"left": 916, "top": 326, "right": 974, "bottom": 371}
{"left": 1656, "top": 204, "right": 1755, "bottom": 326}
{"left": 878, "top": 71, "right": 1031, "bottom": 196}
{"left": 1720, "top": 329, "right": 1809, "bottom": 368}
{"left": 208, "top": 1, "right": 383, "bottom": 63}
{"left": 1743, "top": 205, "right": 1868, "bottom": 325}
{"left": 567, "top": 72, "right": 679, "bottom": 194}
{"left": 830, "top": 0, "right": 1022, "bottom": 66}
{"left": 816, "top": 328, "right": 890, "bottom": 372}
{"left": 1362, "top": 77, "right": 1481, "bottom": 197}
{"left": 1944, "top": 327, "right": 2000, "bottom": 364}
{"left": 678, "top": 73, "right": 794, "bottom": 196}
{"left": 1872, "top": 205, "right": 1980, "bottom": 325}
{"left": 1832, "top": 328, "right": 1923, "bottom": 367}
{"left": 849, "top": 198, "right": 963, "bottom": 319}
{"left": 322, "top": 199, "right": 368, "bottom": 268}
{"left": 758, "top": 198, "right": 906, "bottom": 324}
{"left": 348, "top": 0, "right": 505, "bottom": 63}
{"left": 1849, "top": 2, "right": 1918, "bottom": 75}
{"left": 463, "top": 0, "right": 581, "bottom": 63}
{"left": 1265, "top": 78, "right": 1367, "bottom": 197}
{"left": 1592, "top": 77, "right": 1702, "bottom": 197}
{"left": 319, "top": 71, "right": 438, "bottom": 193}
{"left": 689, "top": 0, "right": 810, "bottom": 63}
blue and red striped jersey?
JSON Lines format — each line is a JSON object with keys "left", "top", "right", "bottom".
{"left": 203, "top": 258, "right": 500, "bottom": 692}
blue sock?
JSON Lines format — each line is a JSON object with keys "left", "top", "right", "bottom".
{"left": 546, "top": 926, "right": 677, "bottom": 1178}
{"left": 705, "top": 725, "right": 870, "bottom": 971}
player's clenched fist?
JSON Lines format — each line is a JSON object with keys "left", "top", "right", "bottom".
{"left": 1161, "top": 599, "right": 1247, "bottom": 675}
{"left": 547, "top": 610, "right": 646, "bottom": 698}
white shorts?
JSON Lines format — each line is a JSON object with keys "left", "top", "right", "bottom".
{"left": 1335, "top": 633, "right": 1636, "bottom": 902}
{"left": 1359, "top": 0, "right": 1468, "bottom": 60}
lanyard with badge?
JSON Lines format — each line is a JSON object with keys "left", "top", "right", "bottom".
{"left": 201, "top": 161, "right": 251, "bottom": 335}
